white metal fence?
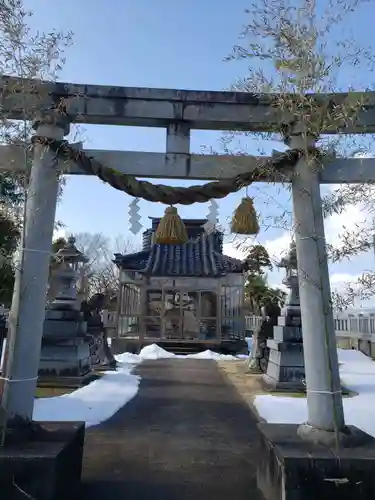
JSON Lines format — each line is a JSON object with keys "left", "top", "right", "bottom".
{"left": 102, "top": 310, "right": 375, "bottom": 340}
{"left": 245, "top": 312, "right": 375, "bottom": 341}
{"left": 102, "top": 309, "right": 375, "bottom": 354}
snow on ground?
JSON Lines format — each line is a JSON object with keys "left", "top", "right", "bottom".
{"left": 32, "top": 343, "right": 242, "bottom": 427}
{"left": 117, "top": 343, "right": 239, "bottom": 361}
{"left": 254, "top": 348, "right": 375, "bottom": 438}
{"left": 32, "top": 340, "right": 375, "bottom": 436}
{"left": 33, "top": 356, "right": 142, "bottom": 427}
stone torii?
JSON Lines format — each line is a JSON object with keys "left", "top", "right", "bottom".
{"left": 1, "top": 75, "right": 375, "bottom": 446}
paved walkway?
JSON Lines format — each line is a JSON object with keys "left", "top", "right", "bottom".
{"left": 81, "top": 360, "right": 263, "bottom": 500}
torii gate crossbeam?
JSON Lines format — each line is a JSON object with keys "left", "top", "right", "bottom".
{"left": 2, "top": 75, "right": 375, "bottom": 132}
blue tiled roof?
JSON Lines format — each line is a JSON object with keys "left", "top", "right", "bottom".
{"left": 142, "top": 220, "right": 224, "bottom": 252}
{"left": 114, "top": 233, "right": 244, "bottom": 277}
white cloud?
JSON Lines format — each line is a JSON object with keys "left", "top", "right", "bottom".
{"left": 330, "top": 272, "right": 359, "bottom": 284}
{"left": 53, "top": 228, "right": 67, "bottom": 240}
{"left": 261, "top": 200, "right": 370, "bottom": 263}
{"left": 222, "top": 242, "right": 248, "bottom": 260}
{"left": 269, "top": 273, "right": 360, "bottom": 294}
{"left": 264, "top": 232, "right": 292, "bottom": 261}
{"left": 329, "top": 272, "right": 362, "bottom": 296}
{"left": 325, "top": 204, "right": 369, "bottom": 248}
{"left": 269, "top": 282, "right": 289, "bottom": 293}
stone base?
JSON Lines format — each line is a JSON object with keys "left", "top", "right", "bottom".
{"left": 262, "top": 374, "right": 306, "bottom": 392}
{"left": 0, "top": 421, "right": 85, "bottom": 500}
{"left": 247, "top": 366, "right": 263, "bottom": 375}
{"left": 265, "top": 338, "right": 305, "bottom": 392}
{"left": 39, "top": 341, "right": 91, "bottom": 378}
{"left": 257, "top": 423, "right": 375, "bottom": 500}
{"left": 261, "top": 376, "right": 351, "bottom": 396}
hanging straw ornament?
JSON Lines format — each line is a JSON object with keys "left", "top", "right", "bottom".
{"left": 231, "top": 196, "right": 260, "bottom": 235}
{"left": 154, "top": 206, "right": 189, "bottom": 244}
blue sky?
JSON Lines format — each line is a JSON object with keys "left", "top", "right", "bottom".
{"left": 24, "top": 0, "right": 375, "bottom": 290}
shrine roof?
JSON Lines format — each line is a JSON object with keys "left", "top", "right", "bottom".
{"left": 148, "top": 217, "right": 207, "bottom": 224}
{"left": 147, "top": 217, "right": 209, "bottom": 231}
{"left": 114, "top": 233, "right": 244, "bottom": 277}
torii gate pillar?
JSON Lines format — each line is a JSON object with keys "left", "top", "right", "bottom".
{"left": 1, "top": 112, "right": 68, "bottom": 421}
{"left": 289, "top": 132, "right": 345, "bottom": 441}
{"left": 257, "top": 133, "right": 375, "bottom": 500}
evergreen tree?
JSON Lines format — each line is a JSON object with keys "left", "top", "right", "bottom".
{"left": 0, "top": 174, "right": 22, "bottom": 307}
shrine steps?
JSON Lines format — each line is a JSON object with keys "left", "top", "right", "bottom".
{"left": 159, "top": 342, "right": 205, "bottom": 356}
{"left": 111, "top": 337, "right": 247, "bottom": 356}
{"left": 149, "top": 340, "right": 247, "bottom": 356}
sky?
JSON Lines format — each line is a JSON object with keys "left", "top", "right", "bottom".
{"left": 23, "top": 0, "right": 375, "bottom": 297}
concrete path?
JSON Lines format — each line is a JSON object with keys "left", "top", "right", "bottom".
{"left": 81, "top": 359, "right": 263, "bottom": 500}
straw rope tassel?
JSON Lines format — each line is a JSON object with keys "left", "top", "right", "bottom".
{"left": 231, "top": 197, "right": 260, "bottom": 235}
{"left": 154, "top": 206, "right": 189, "bottom": 244}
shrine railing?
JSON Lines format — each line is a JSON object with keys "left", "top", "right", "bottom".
{"left": 102, "top": 308, "right": 375, "bottom": 342}
{"left": 245, "top": 312, "right": 375, "bottom": 340}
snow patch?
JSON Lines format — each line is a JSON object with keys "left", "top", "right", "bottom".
{"left": 186, "top": 350, "right": 237, "bottom": 360}
{"left": 115, "top": 352, "right": 143, "bottom": 364}
{"left": 139, "top": 343, "right": 176, "bottom": 360}
{"left": 33, "top": 357, "right": 141, "bottom": 428}
{"left": 254, "top": 348, "right": 375, "bottom": 438}
{"left": 118, "top": 343, "right": 241, "bottom": 362}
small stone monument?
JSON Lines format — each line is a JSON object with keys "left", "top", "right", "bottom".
{"left": 263, "top": 241, "right": 305, "bottom": 391}
{"left": 39, "top": 236, "right": 92, "bottom": 380}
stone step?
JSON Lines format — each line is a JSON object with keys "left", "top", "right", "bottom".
{"left": 158, "top": 343, "right": 205, "bottom": 355}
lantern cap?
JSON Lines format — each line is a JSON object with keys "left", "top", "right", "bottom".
{"left": 55, "top": 235, "right": 88, "bottom": 263}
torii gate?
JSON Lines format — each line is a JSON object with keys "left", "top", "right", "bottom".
{"left": 1, "top": 75, "right": 375, "bottom": 446}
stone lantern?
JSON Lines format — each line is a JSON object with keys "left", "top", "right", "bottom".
{"left": 38, "top": 236, "right": 92, "bottom": 381}
{"left": 279, "top": 241, "right": 300, "bottom": 317}
{"left": 52, "top": 236, "right": 88, "bottom": 308}
{"left": 263, "top": 240, "right": 305, "bottom": 391}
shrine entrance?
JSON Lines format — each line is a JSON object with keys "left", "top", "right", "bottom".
{"left": 116, "top": 271, "right": 244, "bottom": 353}
{"left": 146, "top": 287, "right": 216, "bottom": 341}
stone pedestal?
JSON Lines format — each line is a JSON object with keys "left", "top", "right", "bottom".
{"left": 39, "top": 306, "right": 91, "bottom": 379}
{"left": 263, "top": 306, "right": 305, "bottom": 391}
{"left": 257, "top": 423, "right": 375, "bottom": 500}
{"left": 0, "top": 421, "right": 85, "bottom": 500}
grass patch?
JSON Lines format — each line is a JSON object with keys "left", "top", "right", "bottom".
{"left": 266, "top": 392, "right": 351, "bottom": 398}
{"left": 35, "top": 372, "right": 105, "bottom": 398}
{"left": 35, "top": 386, "right": 75, "bottom": 398}
{"left": 269, "top": 392, "right": 306, "bottom": 398}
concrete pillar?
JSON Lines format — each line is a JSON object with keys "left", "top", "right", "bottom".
{"left": 289, "top": 132, "right": 346, "bottom": 440}
{"left": 166, "top": 123, "right": 190, "bottom": 154}
{"left": 2, "top": 112, "right": 70, "bottom": 421}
